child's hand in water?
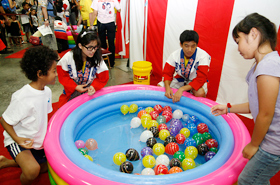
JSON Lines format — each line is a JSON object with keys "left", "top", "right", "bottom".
{"left": 210, "top": 104, "right": 227, "bottom": 116}
{"left": 88, "top": 86, "right": 96, "bottom": 96}
{"left": 17, "top": 137, "right": 34, "bottom": 149}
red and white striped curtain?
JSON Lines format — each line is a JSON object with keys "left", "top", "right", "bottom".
{"left": 128, "top": 0, "right": 280, "bottom": 107}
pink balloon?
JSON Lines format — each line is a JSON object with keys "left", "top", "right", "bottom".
{"left": 85, "top": 139, "right": 98, "bottom": 150}
{"left": 75, "top": 140, "right": 85, "bottom": 149}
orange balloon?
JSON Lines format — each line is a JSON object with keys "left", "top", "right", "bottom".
{"left": 85, "top": 138, "right": 98, "bottom": 150}
{"left": 138, "top": 110, "right": 147, "bottom": 118}
{"left": 169, "top": 166, "right": 183, "bottom": 174}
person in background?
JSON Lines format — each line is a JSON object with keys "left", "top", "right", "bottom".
{"left": 0, "top": 1, "right": 13, "bottom": 53}
{"left": 9, "top": 13, "right": 22, "bottom": 46}
{"left": 158, "top": 30, "right": 211, "bottom": 102}
{"left": 29, "top": 6, "right": 38, "bottom": 34}
{"left": 57, "top": 30, "right": 109, "bottom": 108}
{"left": 37, "top": 0, "right": 59, "bottom": 56}
{"left": 21, "top": 2, "right": 31, "bottom": 43}
{"left": 77, "top": 0, "right": 95, "bottom": 31}
{"left": 211, "top": 13, "right": 280, "bottom": 185}
{"left": 89, "top": 0, "right": 121, "bottom": 68}
{"left": 68, "top": 0, "right": 78, "bottom": 25}
{"left": 0, "top": 46, "right": 58, "bottom": 185}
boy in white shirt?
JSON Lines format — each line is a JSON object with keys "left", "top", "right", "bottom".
{"left": 0, "top": 45, "right": 58, "bottom": 185}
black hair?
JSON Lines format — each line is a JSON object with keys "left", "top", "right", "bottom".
{"left": 179, "top": 30, "right": 199, "bottom": 44}
{"left": 20, "top": 46, "right": 58, "bottom": 81}
{"left": 22, "top": 2, "right": 28, "bottom": 7}
{"left": 232, "top": 13, "right": 277, "bottom": 51}
{"left": 72, "top": 30, "right": 102, "bottom": 71}
{"left": 55, "top": 16, "right": 62, "bottom": 21}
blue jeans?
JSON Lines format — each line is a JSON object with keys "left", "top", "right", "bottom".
{"left": 238, "top": 147, "right": 280, "bottom": 185}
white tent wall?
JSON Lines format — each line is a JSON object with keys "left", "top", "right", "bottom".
{"left": 128, "top": 0, "right": 280, "bottom": 109}
{"left": 129, "top": 0, "right": 145, "bottom": 67}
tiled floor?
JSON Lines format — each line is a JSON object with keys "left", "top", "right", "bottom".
{"left": 0, "top": 43, "right": 133, "bottom": 115}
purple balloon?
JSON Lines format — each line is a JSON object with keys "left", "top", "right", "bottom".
{"left": 141, "top": 147, "right": 153, "bottom": 157}
{"left": 168, "top": 125, "right": 181, "bottom": 137}
{"left": 170, "top": 118, "right": 183, "bottom": 130}
{"left": 205, "top": 151, "right": 216, "bottom": 162}
{"left": 75, "top": 140, "right": 85, "bottom": 149}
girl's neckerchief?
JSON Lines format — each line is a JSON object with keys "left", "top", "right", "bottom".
{"left": 180, "top": 48, "right": 197, "bottom": 80}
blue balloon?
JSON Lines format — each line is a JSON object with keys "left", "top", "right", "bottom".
{"left": 184, "top": 138, "right": 197, "bottom": 148}
{"left": 186, "top": 122, "right": 198, "bottom": 136}
{"left": 190, "top": 115, "right": 199, "bottom": 125}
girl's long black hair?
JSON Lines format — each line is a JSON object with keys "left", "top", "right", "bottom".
{"left": 232, "top": 13, "right": 277, "bottom": 51}
{"left": 72, "top": 30, "right": 102, "bottom": 71}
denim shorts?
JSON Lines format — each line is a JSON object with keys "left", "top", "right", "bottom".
{"left": 6, "top": 143, "right": 47, "bottom": 164}
{"left": 238, "top": 147, "right": 280, "bottom": 185}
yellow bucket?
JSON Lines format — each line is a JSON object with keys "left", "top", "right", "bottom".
{"left": 132, "top": 61, "right": 152, "bottom": 85}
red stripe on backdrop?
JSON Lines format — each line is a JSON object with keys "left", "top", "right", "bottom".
{"left": 194, "top": 0, "right": 235, "bottom": 101}
{"left": 276, "top": 25, "right": 280, "bottom": 55}
{"left": 115, "top": 0, "right": 122, "bottom": 54}
{"left": 145, "top": 0, "right": 168, "bottom": 77}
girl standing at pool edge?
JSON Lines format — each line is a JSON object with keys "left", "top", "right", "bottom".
{"left": 57, "top": 30, "right": 109, "bottom": 108}
{"left": 211, "top": 13, "right": 280, "bottom": 185}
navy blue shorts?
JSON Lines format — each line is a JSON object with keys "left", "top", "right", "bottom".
{"left": 6, "top": 143, "right": 47, "bottom": 164}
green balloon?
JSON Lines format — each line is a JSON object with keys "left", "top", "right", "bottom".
{"left": 202, "top": 132, "right": 212, "bottom": 142}
{"left": 173, "top": 151, "right": 185, "bottom": 162}
{"left": 209, "top": 147, "right": 218, "bottom": 154}
{"left": 79, "top": 148, "right": 88, "bottom": 155}
{"left": 192, "top": 133, "right": 203, "bottom": 140}
{"left": 156, "top": 115, "right": 166, "bottom": 124}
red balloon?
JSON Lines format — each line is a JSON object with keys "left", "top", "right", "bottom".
{"left": 158, "top": 124, "right": 168, "bottom": 132}
{"left": 165, "top": 142, "right": 179, "bottom": 155}
{"left": 197, "top": 123, "right": 209, "bottom": 134}
{"left": 154, "top": 104, "right": 163, "bottom": 114}
{"left": 138, "top": 110, "right": 147, "bottom": 118}
{"left": 154, "top": 164, "right": 169, "bottom": 175}
{"left": 162, "top": 110, "right": 173, "bottom": 123}
{"left": 205, "top": 139, "right": 218, "bottom": 148}
{"left": 163, "top": 106, "right": 172, "bottom": 112}
{"left": 150, "top": 111, "right": 159, "bottom": 120}
{"left": 175, "top": 133, "right": 186, "bottom": 144}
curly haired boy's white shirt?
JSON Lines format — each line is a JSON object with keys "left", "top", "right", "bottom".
{"left": 2, "top": 84, "right": 52, "bottom": 150}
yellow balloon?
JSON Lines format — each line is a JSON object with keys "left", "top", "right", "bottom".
{"left": 145, "top": 107, "right": 154, "bottom": 114}
{"left": 184, "top": 146, "right": 198, "bottom": 159}
{"left": 182, "top": 158, "right": 196, "bottom": 171}
{"left": 113, "top": 152, "right": 127, "bottom": 165}
{"left": 153, "top": 143, "right": 165, "bottom": 156}
{"left": 147, "top": 120, "right": 158, "bottom": 130}
{"left": 142, "top": 155, "right": 156, "bottom": 168}
{"left": 141, "top": 114, "right": 152, "bottom": 128}
{"left": 159, "top": 129, "right": 170, "bottom": 141}
{"left": 129, "top": 104, "right": 138, "bottom": 113}
{"left": 180, "top": 128, "right": 190, "bottom": 138}
{"left": 120, "top": 105, "right": 129, "bottom": 115}
{"left": 84, "top": 154, "right": 93, "bottom": 161}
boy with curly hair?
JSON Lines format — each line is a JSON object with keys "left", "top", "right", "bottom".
{"left": 0, "top": 45, "right": 58, "bottom": 185}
